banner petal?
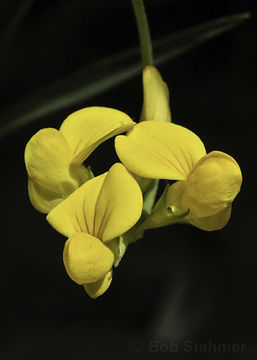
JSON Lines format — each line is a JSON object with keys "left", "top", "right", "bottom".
{"left": 60, "top": 107, "right": 135, "bottom": 164}
{"left": 115, "top": 121, "right": 206, "bottom": 180}
{"left": 93, "top": 163, "right": 143, "bottom": 242}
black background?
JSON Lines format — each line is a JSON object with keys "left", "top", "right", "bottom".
{"left": 1, "top": 0, "right": 256, "bottom": 359}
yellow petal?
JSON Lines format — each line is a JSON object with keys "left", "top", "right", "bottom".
{"left": 83, "top": 270, "right": 113, "bottom": 298}
{"left": 28, "top": 179, "right": 62, "bottom": 214}
{"left": 63, "top": 232, "right": 114, "bottom": 285}
{"left": 47, "top": 173, "right": 107, "bottom": 238}
{"left": 25, "top": 128, "right": 87, "bottom": 196}
{"left": 115, "top": 121, "right": 206, "bottom": 180}
{"left": 187, "top": 205, "right": 232, "bottom": 231}
{"left": 47, "top": 163, "right": 143, "bottom": 242}
{"left": 140, "top": 66, "right": 171, "bottom": 122}
{"left": 59, "top": 107, "right": 135, "bottom": 164}
{"left": 93, "top": 163, "right": 143, "bottom": 242}
{"left": 180, "top": 151, "right": 242, "bottom": 218}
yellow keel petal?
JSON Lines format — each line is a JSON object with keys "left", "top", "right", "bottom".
{"left": 83, "top": 270, "right": 113, "bottom": 298}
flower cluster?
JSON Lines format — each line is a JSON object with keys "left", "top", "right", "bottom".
{"left": 25, "top": 66, "right": 242, "bottom": 297}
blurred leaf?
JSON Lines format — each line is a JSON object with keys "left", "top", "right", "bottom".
{"left": 0, "top": 0, "right": 35, "bottom": 52}
{"left": 154, "top": 12, "right": 251, "bottom": 64}
{"left": 0, "top": 12, "right": 250, "bottom": 138}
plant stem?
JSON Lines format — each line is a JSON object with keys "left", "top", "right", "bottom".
{"left": 131, "top": 0, "right": 153, "bottom": 68}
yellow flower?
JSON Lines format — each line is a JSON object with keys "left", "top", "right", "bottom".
{"left": 115, "top": 121, "right": 242, "bottom": 231}
{"left": 140, "top": 65, "right": 171, "bottom": 122}
{"left": 47, "top": 163, "right": 143, "bottom": 298}
{"left": 24, "top": 107, "right": 135, "bottom": 213}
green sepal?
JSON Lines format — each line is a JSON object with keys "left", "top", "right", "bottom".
{"left": 142, "top": 179, "right": 159, "bottom": 215}
{"left": 87, "top": 165, "right": 95, "bottom": 179}
{"left": 107, "top": 236, "right": 128, "bottom": 268}
{"left": 140, "top": 184, "right": 189, "bottom": 230}
{"left": 120, "top": 178, "right": 159, "bottom": 244}
{"left": 118, "top": 184, "right": 189, "bottom": 246}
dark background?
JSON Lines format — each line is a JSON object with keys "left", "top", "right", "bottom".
{"left": 1, "top": 0, "right": 256, "bottom": 359}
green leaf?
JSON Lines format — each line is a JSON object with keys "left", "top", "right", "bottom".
{"left": 154, "top": 12, "right": 251, "bottom": 65}
{"left": 0, "top": 12, "right": 250, "bottom": 139}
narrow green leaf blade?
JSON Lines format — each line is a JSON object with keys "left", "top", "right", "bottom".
{"left": 0, "top": 12, "right": 250, "bottom": 138}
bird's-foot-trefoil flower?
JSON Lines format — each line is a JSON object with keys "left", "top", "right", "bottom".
{"left": 46, "top": 163, "right": 143, "bottom": 298}
{"left": 115, "top": 120, "right": 242, "bottom": 231}
{"left": 24, "top": 107, "right": 135, "bottom": 213}
{"left": 133, "top": 65, "right": 172, "bottom": 209}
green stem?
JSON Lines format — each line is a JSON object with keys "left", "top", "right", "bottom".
{"left": 131, "top": 0, "right": 153, "bottom": 68}
{"left": 123, "top": 186, "right": 189, "bottom": 244}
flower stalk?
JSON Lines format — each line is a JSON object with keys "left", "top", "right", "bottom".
{"left": 131, "top": 0, "right": 153, "bottom": 68}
